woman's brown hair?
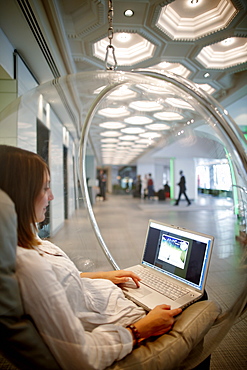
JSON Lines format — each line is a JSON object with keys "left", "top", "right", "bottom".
{"left": 0, "top": 145, "right": 49, "bottom": 249}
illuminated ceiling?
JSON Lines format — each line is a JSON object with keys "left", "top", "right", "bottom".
{"left": 54, "top": 0, "right": 246, "bottom": 165}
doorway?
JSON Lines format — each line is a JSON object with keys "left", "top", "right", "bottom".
{"left": 63, "top": 145, "right": 68, "bottom": 219}
{"left": 37, "top": 119, "right": 50, "bottom": 237}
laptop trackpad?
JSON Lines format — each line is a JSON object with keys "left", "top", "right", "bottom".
{"left": 122, "top": 285, "right": 152, "bottom": 298}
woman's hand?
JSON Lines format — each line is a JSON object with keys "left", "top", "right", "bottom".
{"left": 131, "top": 304, "right": 182, "bottom": 340}
{"left": 80, "top": 270, "right": 141, "bottom": 287}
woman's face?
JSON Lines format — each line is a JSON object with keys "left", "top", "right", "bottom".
{"left": 35, "top": 170, "right": 54, "bottom": 223}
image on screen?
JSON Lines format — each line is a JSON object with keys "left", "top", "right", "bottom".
{"left": 157, "top": 234, "right": 189, "bottom": 269}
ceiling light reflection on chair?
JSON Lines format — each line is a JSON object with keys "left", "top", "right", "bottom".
{"left": 98, "top": 106, "right": 130, "bottom": 117}
{"left": 116, "top": 147, "right": 129, "bottom": 151}
{"left": 100, "top": 131, "right": 122, "bottom": 137}
{"left": 99, "top": 122, "right": 126, "bottom": 129}
{"left": 121, "top": 127, "right": 145, "bottom": 134}
{"left": 129, "top": 100, "right": 163, "bottom": 112}
{"left": 124, "top": 116, "right": 153, "bottom": 125}
{"left": 133, "top": 144, "right": 149, "bottom": 148}
{"left": 101, "top": 148, "right": 115, "bottom": 152}
{"left": 93, "top": 86, "right": 106, "bottom": 94}
{"left": 154, "top": 112, "right": 184, "bottom": 120}
{"left": 117, "top": 141, "right": 133, "bottom": 146}
{"left": 101, "top": 144, "right": 117, "bottom": 148}
{"left": 137, "top": 84, "right": 171, "bottom": 94}
{"left": 145, "top": 123, "right": 170, "bottom": 131}
{"left": 135, "top": 138, "right": 152, "bottom": 144}
{"left": 131, "top": 148, "right": 144, "bottom": 152}
{"left": 166, "top": 98, "right": 195, "bottom": 110}
{"left": 114, "top": 154, "right": 129, "bottom": 159}
{"left": 107, "top": 87, "right": 137, "bottom": 100}
{"left": 102, "top": 152, "right": 113, "bottom": 157}
{"left": 101, "top": 138, "right": 119, "bottom": 143}
{"left": 124, "top": 155, "right": 136, "bottom": 160}
{"left": 119, "top": 135, "right": 139, "bottom": 141}
{"left": 139, "top": 132, "right": 161, "bottom": 139}
{"left": 187, "top": 119, "right": 195, "bottom": 125}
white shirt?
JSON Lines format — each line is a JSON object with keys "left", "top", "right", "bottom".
{"left": 16, "top": 240, "right": 145, "bottom": 370}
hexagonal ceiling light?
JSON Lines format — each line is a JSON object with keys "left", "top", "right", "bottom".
{"left": 93, "top": 32, "right": 155, "bottom": 66}
{"left": 196, "top": 37, "right": 247, "bottom": 69}
{"left": 156, "top": 0, "right": 238, "bottom": 41}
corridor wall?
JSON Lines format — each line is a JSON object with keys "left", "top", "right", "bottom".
{"left": 0, "top": 29, "right": 78, "bottom": 236}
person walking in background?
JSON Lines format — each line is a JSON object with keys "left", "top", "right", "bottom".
{"left": 147, "top": 173, "right": 155, "bottom": 200}
{"left": 174, "top": 170, "right": 191, "bottom": 206}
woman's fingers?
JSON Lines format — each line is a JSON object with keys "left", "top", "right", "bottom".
{"left": 116, "top": 270, "right": 141, "bottom": 286}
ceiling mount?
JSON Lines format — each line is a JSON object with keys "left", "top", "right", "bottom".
{"left": 124, "top": 9, "right": 134, "bottom": 17}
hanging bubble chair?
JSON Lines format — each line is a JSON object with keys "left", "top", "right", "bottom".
{"left": 0, "top": 70, "right": 246, "bottom": 369}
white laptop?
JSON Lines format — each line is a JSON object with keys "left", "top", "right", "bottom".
{"left": 122, "top": 219, "right": 214, "bottom": 311}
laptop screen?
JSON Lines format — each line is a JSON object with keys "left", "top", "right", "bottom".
{"left": 142, "top": 220, "right": 214, "bottom": 291}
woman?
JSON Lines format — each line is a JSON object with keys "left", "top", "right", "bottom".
{"left": 0, "top": 145, "right": 181, "bottom": 370}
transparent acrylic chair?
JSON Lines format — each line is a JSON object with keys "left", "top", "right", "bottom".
{"left": 0, "top": 70, "right": 246, "bottom": 369}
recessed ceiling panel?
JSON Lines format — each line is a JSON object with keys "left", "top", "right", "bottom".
{"left": 156, "top": 0, "right": 238, "bottom": 41}
{"left": 196, "top": 37, "right": 247, "bottom": 69}
{"left": 93, "top": 32, "right": 156, "bottom": 66}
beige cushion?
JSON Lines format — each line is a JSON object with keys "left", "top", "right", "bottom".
{"left": 107, "top": 300, "right": 221, "bottom": 370}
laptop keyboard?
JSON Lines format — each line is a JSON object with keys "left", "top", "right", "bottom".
{"left": 132, "top": 266, "right": 190, "bottom": 301}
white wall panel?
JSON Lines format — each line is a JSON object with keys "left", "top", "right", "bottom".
{"left": 67, "top": 140, "right": 76, "bottom": 218}
{"left": 17, "top": 97, "right": 37, "bottom": 152}
{"left": 16, "top": 55, "right": 38, "bottom": 96}
{"left": 49, "top": 108, "right": 64, "bottom": 236}
{"left": 154, "top": 163, "right": 165, "bottom": 192}
{"left": 0, "top": 29, "right": 14, "bottom": 79}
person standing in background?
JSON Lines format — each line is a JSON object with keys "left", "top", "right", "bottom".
{"left": 147, "top": 173, "right": 155, "bottom": 200}
{"left": 164, "top": 182, "right": 170, "bottom": 198}
{"left": 142, "top": 174, "right": 148, "bottom": 199}
{"left": 136, "top": 175, "right": 142, "bottom": 198}
{"left": 99, "top": 170, "right": 107, "bottom": 200}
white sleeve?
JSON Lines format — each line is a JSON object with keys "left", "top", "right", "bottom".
{"left": 16, "top": 249, "right": 133, "bottom": 370}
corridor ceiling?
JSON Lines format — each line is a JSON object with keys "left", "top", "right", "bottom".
{"left": 0, "top": 0, "right": 246, "bottom": 166}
